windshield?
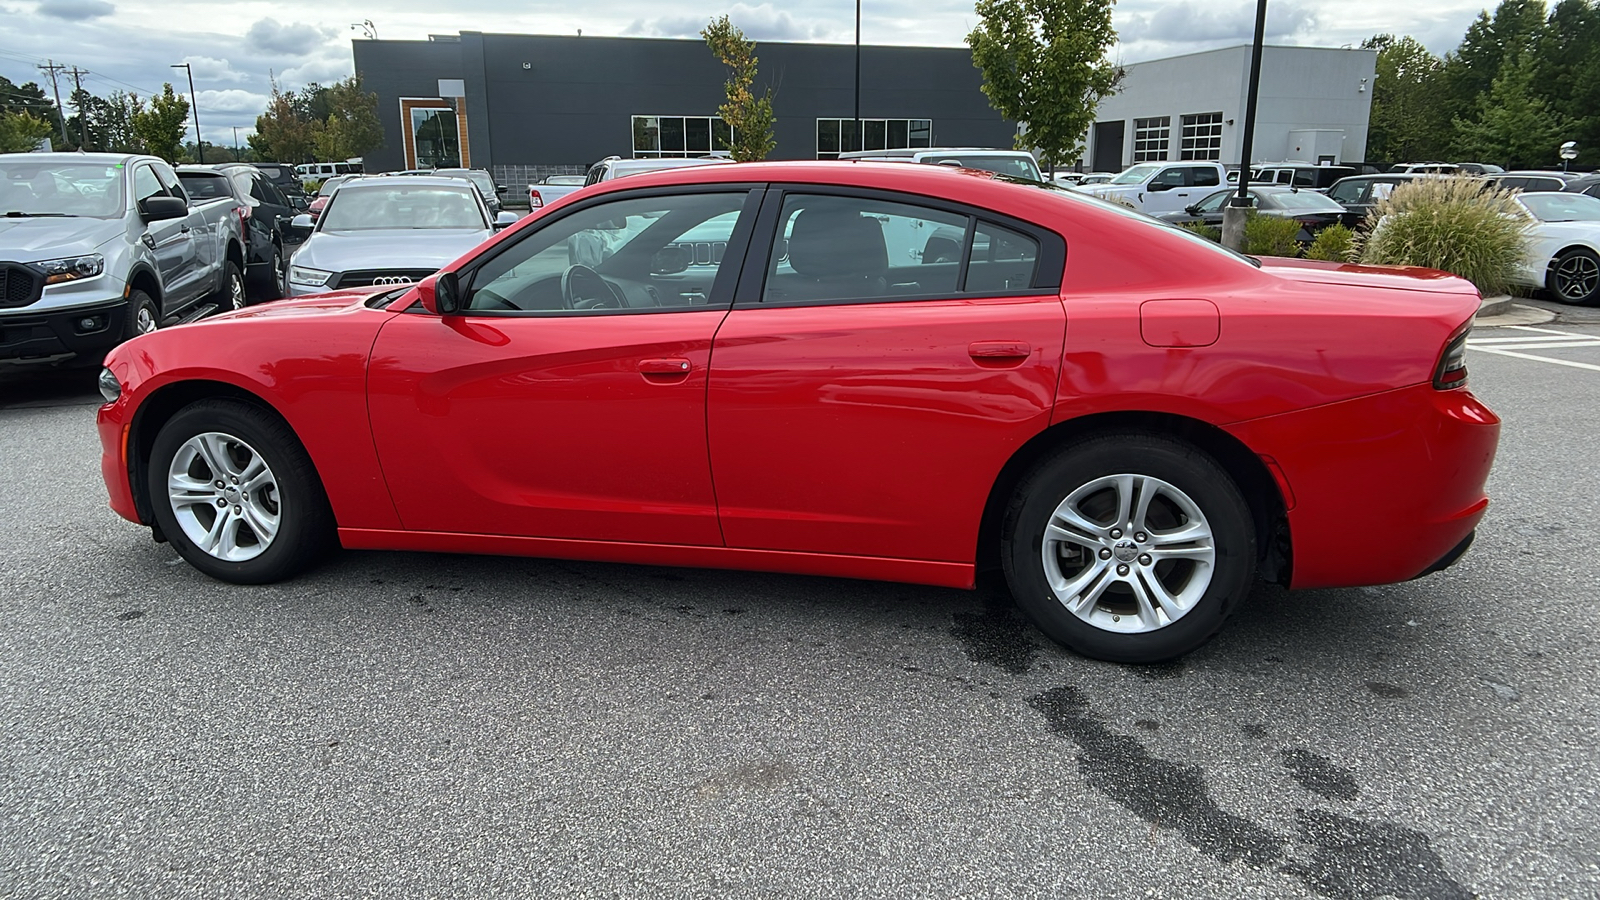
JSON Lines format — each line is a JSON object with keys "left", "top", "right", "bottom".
{"left": 435, "top": 169, "right": 495, "bottom": 196}
{"left": 317, "top": 177, "right": 347, "bottom": 196}
{"left": 1264, "top": 191, "right": 1345, "bottom": 212}
{"left": 318, "top": 184, "right": 486, "bottom": 231}
{"left": 921, "top": 155, "right": 1041, "bottom": 181}
{"left": 1110, "top": 164, "right": 1162, "bottom": 185}
{"left": 0, "top": 160, "right": 127, "bottom": 217}
{"left": 1520, "top": 192, "right": 1600, "bottom": 222}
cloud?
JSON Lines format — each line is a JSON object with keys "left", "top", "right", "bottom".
{"left": 1119, "top": 1, "right": 1318, "bottom": 44}
{"left": 195, "top": 88, "right": 270, "bottom": 115}
{"left": 625, "top": 3, "right": 831, "bottom": 42}
{"left": 244, "top": 18, "right": 338, "bottom": 55}
{"left": 35, "top": 0, "right": 113, "bottom": 20}
{"left": 181, "top": 55, "right": 250, "bottom": 84}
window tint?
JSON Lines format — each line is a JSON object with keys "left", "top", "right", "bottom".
{"left": 1152, "top": 167, "right": 1187, "bottom": 188}
{"left": 258, "top": 177, "right": 288, "bottom": 207}
{"left": 132, "top": 165, "right": 165, "bottom": 203}
{"left": 154, "top": 165, "right": 187, "bottom": 204}
{"left": 1327, "top": 179, "right": 1365, "bottom": 204}
{"left": 966, "top": 222, "right": 1039, "bottom": 294}
{"left": 178, "top": 173, "right": 232, "bottom": 200}
{"left": 1190, "top": 167, "right": 1220, "bottom": 187}
{"left": 763, "top": 194, "right": 969, "bottom": 304}
{"left": 1194, "top": 190, "right": 1232, "bottom": 213}
{"left": 466, "top": 191, "right": 747, "bottom": 312}
{"left": 1292, "top": 169, "right": 1318, "bottom": 187}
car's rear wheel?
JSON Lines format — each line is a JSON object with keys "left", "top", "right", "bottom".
{"left": 147, "top": 399, "right": 334, "bottom": 583}
{"left": 1002, "top": 433, "right": 1256, "bottom": 663}
{"left": 1547, "top": 248, "right": 1600, "bottom": 305}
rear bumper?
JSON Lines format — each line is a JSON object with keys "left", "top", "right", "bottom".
{"left": 1227, "top": 382, "right": 1500, "bottom": 589}
{"left": 0, "top": 298, "right": 128, "bottom": 364}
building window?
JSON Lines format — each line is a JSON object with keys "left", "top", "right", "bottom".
{"left": 1180, "top": 112, "right": 1223, "bottom": 161}
{"left": 632, "top": 115, "right": 733, "bottom": 158}
{"left": 815, "top": 118, "right": 933, "bottom": 159}
{"left": 1132, "top": 117, "right": 1170, "bottom": 162}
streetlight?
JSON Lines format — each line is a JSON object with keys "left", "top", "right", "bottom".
{"left": 1221, "top": 0, "right": 1268, "bottom": 252}
{"left": 233, "top": 125, "right": 241, "bottom": 162}
{"left": 171, "top": 62, "right": 203, "bottom": 163}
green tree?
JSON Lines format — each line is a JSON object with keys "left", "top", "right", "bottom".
{"left": 1535, "top": 0, "right": 1600, "bottom": 164}
{"left": 1453, "top": 51, "right": 1573, "bottom": 167}
{"left": 131, "top": 83, "right": 189, "bottom": 162}
{"left": 966, "top": 0, "right": 1119, "bottom": 174}
{"left": 1363, "top": 35, "right": 1450, "bottom": 162}
{"left": 701, "top": 15, "right": 775, "bottom": 161}
{"left": 1443, "top": 0, "right": 1548, "bottom": 124}
{"left": 0, "top": 111, "right": 54, "bottom": 153}
{"left": 250, "top": 78, "right": 320, "bottom": 163}
{"left": 313, "top": 74, "right": 383, "bottom": 162}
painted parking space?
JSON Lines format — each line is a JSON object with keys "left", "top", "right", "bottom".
{"left": 1468, "top": 325, "right": 1600, "bottom": 373}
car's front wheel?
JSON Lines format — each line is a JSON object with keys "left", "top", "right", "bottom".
{"left": 1002, "top": 433, "right": 1257, "bottom": 663}
{"left": 147, "top": 399, "right": 334, "bottom": 583}
{"left": 1547, "top": 247, "right": 1600, "bottom": 305}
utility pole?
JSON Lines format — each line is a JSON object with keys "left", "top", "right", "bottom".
{"left": 37, "top": 60, "right": 69, "bottom": 144}
{"left": 1222, "top": 0, "right": 1269, "bottom": 253}
{"left": 171, "top": 63, "right": 203, "bottom": 163}
{"left": 233, "top": 125, "right": 241, "bottom": 161}
{"left": 67, "top": 67, "right": 88, "bottom": 149}
{"left": 853, "top": 0, "right": 861, "bottom": 154}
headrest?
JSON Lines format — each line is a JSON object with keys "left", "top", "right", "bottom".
{"left": 786, "top": 207, "right": 887, "bottom": 279}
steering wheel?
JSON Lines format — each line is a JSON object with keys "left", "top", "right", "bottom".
{"left": 560, "top": 264, "right": 619, "bottom": 310}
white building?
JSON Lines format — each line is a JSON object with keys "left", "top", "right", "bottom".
{"left": 1087, "top": 44, "right": 1378, "bottom": 171}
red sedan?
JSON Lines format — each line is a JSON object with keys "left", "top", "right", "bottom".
{"left": 95, "top": 162, "right": 1499, "bottom": 663}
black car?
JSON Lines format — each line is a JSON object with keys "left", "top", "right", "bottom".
{"left": 1325, "top": 174, "right": 1422, "bottom": 227}
{"left": 431, "top": 168, "right": 505, "bottom": 217}
{"left": 1487, "top": 171, "right": 1576, "bottom": 194}
{"left": 1155, "top": 186, "right": 1347, "bottom": 241}
{"left": 1562, "top": 174, "right": 1600, "bottom": 199}
{"left": 1249, "top": 163, "right": 1358, "bottom": 192}
{"left": 249, "top": 162, "right": 310, "bottom": 208}
{"left": 178, "top": 164, "right": 304, "bottom": 301}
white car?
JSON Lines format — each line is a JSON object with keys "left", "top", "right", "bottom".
{"left": 1077, "top": 162, "right": 1230, "bottom": 214}
{"left": 286, "top": 175, "right": 516, "bottom": 296}
{"left": 1513, "top": 192, "right": 1600, "bottom": 305}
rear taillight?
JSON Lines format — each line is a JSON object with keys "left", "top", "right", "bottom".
{"left": 1433, "top": 326, "right": 1470, "bottom": 389}
{"left": 529, "top": 188, "right": 543, "bottom": 208}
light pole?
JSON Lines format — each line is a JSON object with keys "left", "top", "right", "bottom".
{"left": 854, "top": 0, "right": 861, "bottom": 153}
{"left": 233, "top": 125, "right": 241, "bottom": 161}
{"left": 1222, "top": 0, "right": 1268, "bottom": 252}
{"left": 171, "top": 63, "right": 203, "bottom": 163}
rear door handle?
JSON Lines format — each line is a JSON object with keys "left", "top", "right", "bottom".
{"left": 639, "top": 357, "right": 693, "bottom": 379}
{"left": 968, "top": 341, "right": 1031, "bottom": 360}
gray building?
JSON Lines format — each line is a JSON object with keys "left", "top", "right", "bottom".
{"left": 1087, "top": 45, "right": 1378, "bottom": 172}
{"left": 351, "top": 31, "right": 1016, "bottom": 191}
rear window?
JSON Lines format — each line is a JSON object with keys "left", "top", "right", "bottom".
{"left": 922, "top": 154, "right": 1041, "bottom": 181}
{"left": 177, "top": 173, "right": 233, "bottom": 200}
{"left": 254, "top": 165, "right": 292, "bottom": 182}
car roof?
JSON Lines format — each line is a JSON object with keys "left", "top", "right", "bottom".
{"left": 339, "top": 175, "right": 477, "bottom": 189}
{"left": 1, "top": 151, "right": 147, "bottom": 163}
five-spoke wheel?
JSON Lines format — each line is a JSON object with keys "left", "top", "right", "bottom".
{"left": 1548, "top": 248, "right": 1600, "bottom": 306}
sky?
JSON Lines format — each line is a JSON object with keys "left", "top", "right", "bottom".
{"left": 0, "top": 0, "right": 1495, "bottom": 148}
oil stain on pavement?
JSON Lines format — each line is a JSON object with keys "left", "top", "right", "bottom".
{"left": 1280, "top": 749, "right": 1360, "bottom": 801}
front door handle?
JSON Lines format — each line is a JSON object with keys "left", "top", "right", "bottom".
{"left": 639, "top": 357, "right": 692, "bottom": 380}
{"left": 180, "top": 225, "right": 191, "bottom": 233}
{"left": 969, "top": 341, "right": 1030, "bottom": 359}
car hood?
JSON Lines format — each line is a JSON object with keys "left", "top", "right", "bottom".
{"left": 292, "top": 228, "right": 492, "bottom": 272}
{"left": 0, "top": 216, "right": 124, "bottom": 260}
{"left": 1258, "top": 257, "right": 1482, "bottom": 295}
{"left": 203, "top": 288, "right": 398, "bottom": 323}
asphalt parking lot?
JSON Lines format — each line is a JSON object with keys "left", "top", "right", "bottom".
{"left": 1, "top": 299, "right": 1597, "bottom": 899}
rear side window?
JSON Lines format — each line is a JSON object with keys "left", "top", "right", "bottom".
{"left": 760, "top": 193, "right": 1051, "bottom": 305}
{"left": 178, "top": 173, "right": 232, "bottom": 199}
{"left": 1190, "top": 167, "right": 1221, "bottom": 187}
{"left": 1328, "top": 179, "right": 1365, "bottom": 204}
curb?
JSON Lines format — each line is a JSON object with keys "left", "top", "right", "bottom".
{"left": 1477, "top": 294, "right": 1514, "bottom": 319}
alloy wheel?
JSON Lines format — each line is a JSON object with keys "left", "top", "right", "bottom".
{"left": 230, "top": 270, "right": 247, "bottom": 310}
{"left": 167, "top": 432, "right": 281, "bottom": 562}
{"left": 1040, "top": 474, "right": 1216, "bottom": 634}
{"left": 1555, "top": 253, "right": 1600, "bottom": 302}
{"left": 135, "top": 305, "right": 157, "bottom": 335}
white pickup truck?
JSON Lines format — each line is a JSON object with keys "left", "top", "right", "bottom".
{"left": 1077, "top": 161, "right": 1230, "bottom": 215}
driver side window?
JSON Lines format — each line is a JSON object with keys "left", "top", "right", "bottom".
{"left": 464, "top": 191, "right": 749, "bottom": 313}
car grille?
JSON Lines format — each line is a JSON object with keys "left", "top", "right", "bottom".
{"left": 332, "top": 269, "right": 438, "bottom": 289}
{"left": 0, "top": 265, "right": 44, "bottom": 309}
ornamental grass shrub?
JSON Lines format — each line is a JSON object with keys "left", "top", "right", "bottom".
{"left": 1358, "top": 176, "right": 1529, "bottom": 296}
{"left": 1305, "top": 224, "right": 1357, "bottom": 262}
{"left": 1181, "top": 221, "right": 1222, "bottom": 242}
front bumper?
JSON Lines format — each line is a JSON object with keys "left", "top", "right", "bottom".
{"left": 0, "top": 297, "right": 128, "bottom": 364}
{"left": 1227, "top": 382, "right": 1500, "bottom": 589}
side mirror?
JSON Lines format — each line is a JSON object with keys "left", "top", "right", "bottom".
{"left": 651, "top": 245, "right": 694, "bottom": 275}
{"left": 1185, "top": 204, "right": 1201, "bottom": 215}
{"left": 418, "top": 271, "right": 462, "bottom": 316}
{"left": 494, "top": 211, "right": 520, "bottom": 229}
{"left": 495, "top": 184, "right": 507, "bottom": 194}
{"left": 139, "top": 196, "right": 188, "bottom": 222}
{"left": 287, "top": 213, "right": 314, "bottom": 237}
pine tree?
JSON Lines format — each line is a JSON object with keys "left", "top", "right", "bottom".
{"left": 1453, "top": 51, "right": 1574, "bottom": 168}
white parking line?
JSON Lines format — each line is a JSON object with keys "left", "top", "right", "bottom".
{"left": 1468, "top": 325, "right": 1600, "bottom": 372}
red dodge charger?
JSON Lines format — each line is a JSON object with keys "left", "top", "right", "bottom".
{"left": 95, "top": 162, "right": 1499, "bottom": 663}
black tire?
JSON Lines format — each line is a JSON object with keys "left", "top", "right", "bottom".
{"left": 147, "top": 399, "right": 335, "bottom": 584}
{"left": 251, "top": 243, "right": 285, "bottom": 302}
{"left": 1546, "top": 247, "right": 1600, "bottom": 306}
{"left": 123, "top": 289, "right": 159, "bottom": 341}
{"left": 1001, "top": 432, "right": 1256, "bottom": 664}
{"left": 213, "top": 260, "right": 247, "bottom": 311}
